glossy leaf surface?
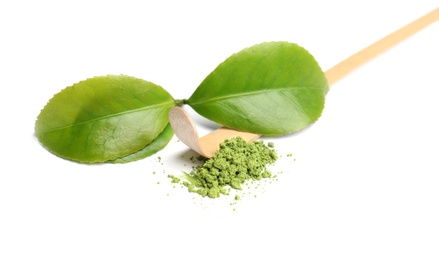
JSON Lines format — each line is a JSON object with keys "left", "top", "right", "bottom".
{"left": 110, "top": 123, "right": 174, "bottom": 163}
{"left": 35, "top": 75, "right": 175, "bottom": 163}
{"left": 187, "top": 42, "right": 329, "bottom": 135}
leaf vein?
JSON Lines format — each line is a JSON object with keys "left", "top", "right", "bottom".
{"left": 39, "top": 101, "right": 175, "bottom": 133}
{"left": 188, "top": 86, "right": 322, "bottom": 106}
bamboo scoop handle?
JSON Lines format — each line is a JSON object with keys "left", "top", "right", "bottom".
{"left": 170, "top": 7, "right": 439, "bottom": 158}
{"left": 325, "top": 7, "right": 439, "bottom": 86}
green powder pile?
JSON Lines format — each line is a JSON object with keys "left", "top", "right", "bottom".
{"left": 170, "top": 137, "right": 278, "bottom": 199}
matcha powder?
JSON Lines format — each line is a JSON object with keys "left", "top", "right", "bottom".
{"left": 171, "top": 137, "right": 278, "bottom": 199}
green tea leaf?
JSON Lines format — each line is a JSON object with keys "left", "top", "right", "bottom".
{"left": 109, "top": 123, "right": 174, "bottom": 163}
{"left": 35, "top": 75, "right": 175, "bottom": 163}
{"left": 186, "top": 42, "right": 328, "bottom": 135}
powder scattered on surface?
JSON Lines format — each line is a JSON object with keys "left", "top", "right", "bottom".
{"left": 170, "top": 137, "right": 278, "bottom": 199}
{"left": 169, "top": 175, "right": 180, "bottom": 183}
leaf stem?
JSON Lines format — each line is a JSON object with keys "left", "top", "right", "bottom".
{"left": 175, "top": 99, "right": 188, "bottom": 106}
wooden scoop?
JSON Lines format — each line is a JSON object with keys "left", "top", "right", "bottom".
{"left": 169, "top": 8, "right": 439, "bottom": 158}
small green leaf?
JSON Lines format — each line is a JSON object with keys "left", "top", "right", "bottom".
{"left": 35, "top": 75, "right": 175, "bottom": 163}
{"left": 187, "top": 42, "right": 328, "bottom": 135}
{"left": 109, "top": 123, "right": 174, "bottom": 163}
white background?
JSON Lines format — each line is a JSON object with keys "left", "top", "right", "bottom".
{"left": 1, "top": 1, "right": 438, "bottom": 259}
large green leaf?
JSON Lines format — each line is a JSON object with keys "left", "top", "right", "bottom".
{"left": 186, "top": 42, "right": 329, "bottom": 135}
{"left": 109, "top": 123, "right": 174, "bottom": 163}
{"left": 35, "top": 75, "right": 175, "bottom": 163}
